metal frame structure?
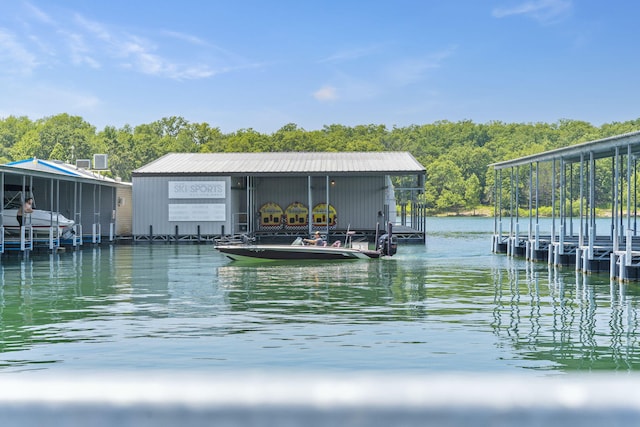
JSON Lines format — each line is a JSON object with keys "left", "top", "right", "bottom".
{"left": 492, "top": 130, "right": 640, "bottom": 280}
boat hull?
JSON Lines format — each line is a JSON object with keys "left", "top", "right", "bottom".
{"left": 215, "top": 244, "right": 381, "bottom": 262}
{"left": 2, "top": 209, "right": 75, "bottom": 239}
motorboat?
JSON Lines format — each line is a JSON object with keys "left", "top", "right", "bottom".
{"left": 215, "top": 228, "right": 397, "bottom": 263}
{"left": 2, "top": 209, "right": 76, "bottom": 240}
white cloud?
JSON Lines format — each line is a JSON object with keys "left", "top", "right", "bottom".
{"left": 23, "top": 1, "right": 55, "bottom": 25}
{"left": 385, "top": 47, "right": 456, "bottom": 86}
{"left": 313, "top": 85, "right": 338, "bottom": 101}
{"left": 72, "top": 14, "right": 220, "bottom": 80}
{"left": 493, "top": 0, "right": 572, "bottom": 24}
{"left": 319, "top": 44, "right": 384, "bottom": 64}
{"left": 1, "top": 7, "right": 237, "bottom": 81}
{"left": 64, "top": 31, "right": 101, "bottom": 68}
{"left": 162, "top": 30, "right": 207, "bottom": 46}
{"left": 0, "top": 29, "right": 39, "bottom": 74}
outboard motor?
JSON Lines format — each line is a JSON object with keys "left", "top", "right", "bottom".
{"left": 377, "top": 233, "right": 398, "bottom": 256}
{"left": 377, "top": 222, "right": 397, "bottom": 256}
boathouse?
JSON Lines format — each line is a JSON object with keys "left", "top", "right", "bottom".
{"left": 0, "top": 157, "right": 132, "bottom": 253}
{"left": 131, "top": 151, "right": 426, "bottom": 243}
{"left": 491, "top": 130, "right": 640, "bottom": 281}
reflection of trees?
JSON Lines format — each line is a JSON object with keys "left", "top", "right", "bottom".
{"left": 217, "top": 259, "right": 427, "bottom": 322}
{"left": 491, "top": 261, "right": 640, "bottom": 371}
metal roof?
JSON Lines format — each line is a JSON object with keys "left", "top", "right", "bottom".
{"left": 492, "top": 130, "right": 640, "bottom": 170}
{"left": 2, "top": 158, "right": 130, "bottom": 186}
{"left": 132, "top": 152, "right": 426, "bottom": 176}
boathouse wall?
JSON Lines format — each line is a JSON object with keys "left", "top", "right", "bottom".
{"left": 115, "top": 185, "right": 133, "bottom": 236}
{"left": 131, "top": 174, "right": 389, "bottom": 237}
{"left": 253, "top": 175, "right": 386, "bottom": 231}
{"left": 132, "top": 175, "right": 233, "bottom": 237}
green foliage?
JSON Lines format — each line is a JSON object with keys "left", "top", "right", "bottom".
{"left": 0, "top": 113, "right": 638, "bottom": 212}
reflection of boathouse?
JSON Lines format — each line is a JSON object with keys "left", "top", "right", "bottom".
{"left": 132, "top": 152, "right": 426, "bottom": 243}
{"left": 491, "top": 130, "right": 640, "bottom": 281}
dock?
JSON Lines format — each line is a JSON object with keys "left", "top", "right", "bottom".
{"left": 491, "top": 130, "right": 640, "bottom": 281}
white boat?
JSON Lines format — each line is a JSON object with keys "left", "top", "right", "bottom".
{"left": 2, "top": 209, "right": 76, "bottom": 240}
{"left": 215, "top": 230, "right": 397, "bottom": 263}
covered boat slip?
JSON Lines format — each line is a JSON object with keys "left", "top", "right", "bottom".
{"left": 491, "top": 130, "right": 640, "bottom": 281}
{"left": 0, "top": 158, "right": 132, "bottom": 254}
{"left": 131, "top": 152, "right": 426, "bottom": 244}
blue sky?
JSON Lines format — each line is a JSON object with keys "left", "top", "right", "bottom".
{"left": 1, "top": 0, "right": 638, "bottom": 133}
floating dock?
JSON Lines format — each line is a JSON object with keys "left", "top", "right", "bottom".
{"left": 491, "top": 130, "right": 640, "bottom": 281}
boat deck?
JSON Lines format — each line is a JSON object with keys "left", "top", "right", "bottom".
{"left": 252, "top": 225, "right": 424, "bottom": 245}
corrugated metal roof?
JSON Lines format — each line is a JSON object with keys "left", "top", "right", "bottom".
{"left": 5, "top": 158, "right": 82, "bottom": 176}
{"left": 2, "top": 157, "right": 130, "bottom": 185}
{"left": 133, "top": 152, "right": 425, "bottom": 176}
{"left": 491, "top": 130, "right": 640, "bottom": 169}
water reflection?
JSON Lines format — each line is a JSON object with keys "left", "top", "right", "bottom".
{"left": 3, "top": 239, "right": 640, "bottom": 373}
{"left": 0, "top": 248, "right": 128, "bottom": 356}
{"left": 217, "top": 259, "right": 427, "bottom": 322}
{"left": 492, "top": 260, "right": 640, "bottom": 371}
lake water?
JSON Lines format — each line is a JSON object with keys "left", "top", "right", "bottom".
{"left": 1, "top": 216, "right": 638, "bottom": 376}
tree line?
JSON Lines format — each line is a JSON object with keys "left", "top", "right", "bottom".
{"left": 1, "top": 113, "right": 639, "bottom": 213}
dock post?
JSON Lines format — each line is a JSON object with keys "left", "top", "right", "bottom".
{"left": 575, "top": 247, "right": 582, "bottom": 271}
{"left": 610, "top": 253, "right": 617, "bottom": 280}
{"left": 582, "top": 249, "right": 589, "bottom": 274}
{"left": 626, "top": 229, "right": 633, "bottom": 266}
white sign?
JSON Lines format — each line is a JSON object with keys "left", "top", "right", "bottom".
{"left": 168, "top": 181, "right": 225, "bottom": 199}
{"left": 168, "top": 204, "right": 226, "bottom": 221}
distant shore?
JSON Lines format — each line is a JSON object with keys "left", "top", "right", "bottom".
{"left": 430, "top": 206, "right": 618, "bottom": 218}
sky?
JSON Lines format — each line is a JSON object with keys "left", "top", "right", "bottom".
{"left": 1, "top": 0, "right": 639, "bottom": 134}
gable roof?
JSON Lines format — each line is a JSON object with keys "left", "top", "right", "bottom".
{"left": 133, "top": 152, "right": 425, "bottom": 176}
{"left": 2, "top": 158, "right": 129, "bottom": 186}
{"left": 5, "top": 158, "right": 82, "bottom": 177}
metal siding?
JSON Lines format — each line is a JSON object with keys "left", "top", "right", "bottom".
{"left": 133, "top": 176, "right": 232, "bottom": 236}
{"left": 99, "top": 186, "right": 113, "bottom": 236}
{"left": 78, "top": 182, "right": 108, "bottom": 235}
{"left": 331, "top": 176, "right": 385, "bottom": 229}
{"left": 251, "top": 175, "right": 385, "bottom": 231}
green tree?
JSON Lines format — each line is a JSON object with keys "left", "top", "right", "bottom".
{"left": 36, "top": 113, "right": 97, "bottom": 161}
{"left": 465, "top": 174, "right": 482, "bottom": 212}
{"left": 0, "top": 116, "right": 34, "bottom": 162}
